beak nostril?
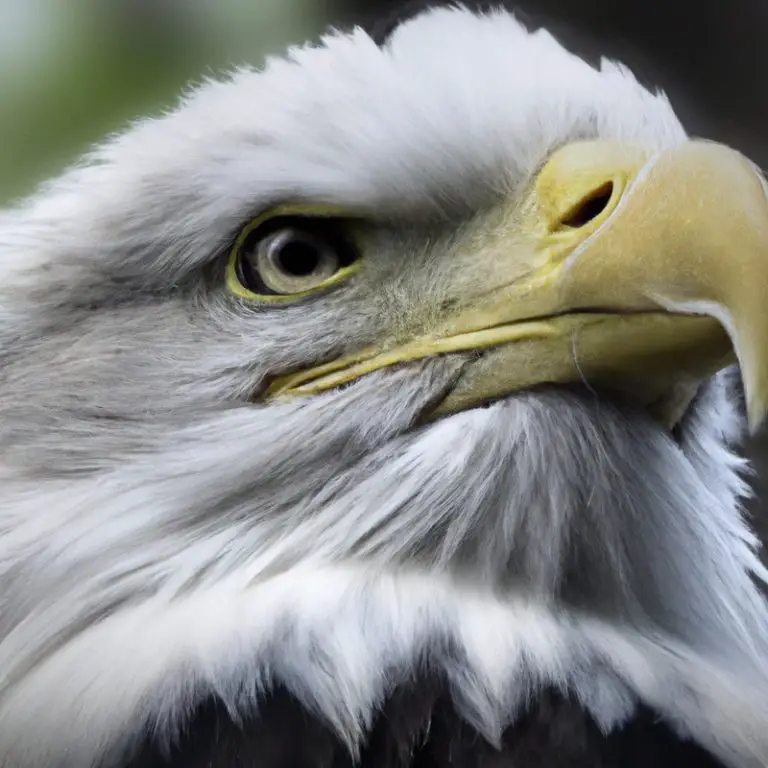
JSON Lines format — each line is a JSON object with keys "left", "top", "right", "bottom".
{"left": 559, "top": 182, "right": 615, "bottom": 229}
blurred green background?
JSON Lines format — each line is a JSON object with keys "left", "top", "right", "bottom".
{"left": 0, "top": 0, "right": 349, "bottom": 204}
{"left": 2, "top": 0, "right": 768, "bottom": 532}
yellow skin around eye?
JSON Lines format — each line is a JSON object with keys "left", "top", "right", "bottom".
{"left": 226, "top": 204, "right": 364, "bottom": 303}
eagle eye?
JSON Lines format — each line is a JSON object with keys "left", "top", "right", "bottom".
{"left": 227, "top": 214, "right": 361, "bottom": 302}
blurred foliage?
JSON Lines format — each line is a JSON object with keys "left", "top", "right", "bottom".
{"left": 0, "top": 0, "right": 333, "bottom": 204}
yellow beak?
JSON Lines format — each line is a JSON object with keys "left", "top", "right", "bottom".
{"left": 267, "top": 140, "right": 768, "bottom": 431}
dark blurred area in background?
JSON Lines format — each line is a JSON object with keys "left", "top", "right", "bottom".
{"left": 2, "top": 0, "right": 767, "bottom": 535}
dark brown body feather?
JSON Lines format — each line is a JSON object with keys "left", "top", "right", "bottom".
{"left": 127, "top": 681, "right": 724, "bottom": 768}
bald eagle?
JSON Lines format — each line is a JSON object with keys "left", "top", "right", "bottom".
{"left": 1, "top": 4, "right": 768, "bottom": 767}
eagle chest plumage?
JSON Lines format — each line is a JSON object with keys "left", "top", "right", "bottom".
{"left": 1, "top": 4, "right": 768, "bottom": 768}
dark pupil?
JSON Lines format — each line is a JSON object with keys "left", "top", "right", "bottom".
{"left": 275, "top": 237, "right": 323, "bottom": 276}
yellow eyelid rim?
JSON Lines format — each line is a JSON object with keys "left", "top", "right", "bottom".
{"left": 226, "top": 203, "right": 364, "bottom": 303}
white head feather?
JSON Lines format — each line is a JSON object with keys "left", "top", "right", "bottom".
{"left": 0, "top": 7, "right": 767, "bottom": 767}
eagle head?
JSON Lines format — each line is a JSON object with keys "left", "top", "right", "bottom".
{"left": 1, "top": 5, "right": 768, "bottom": 767}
